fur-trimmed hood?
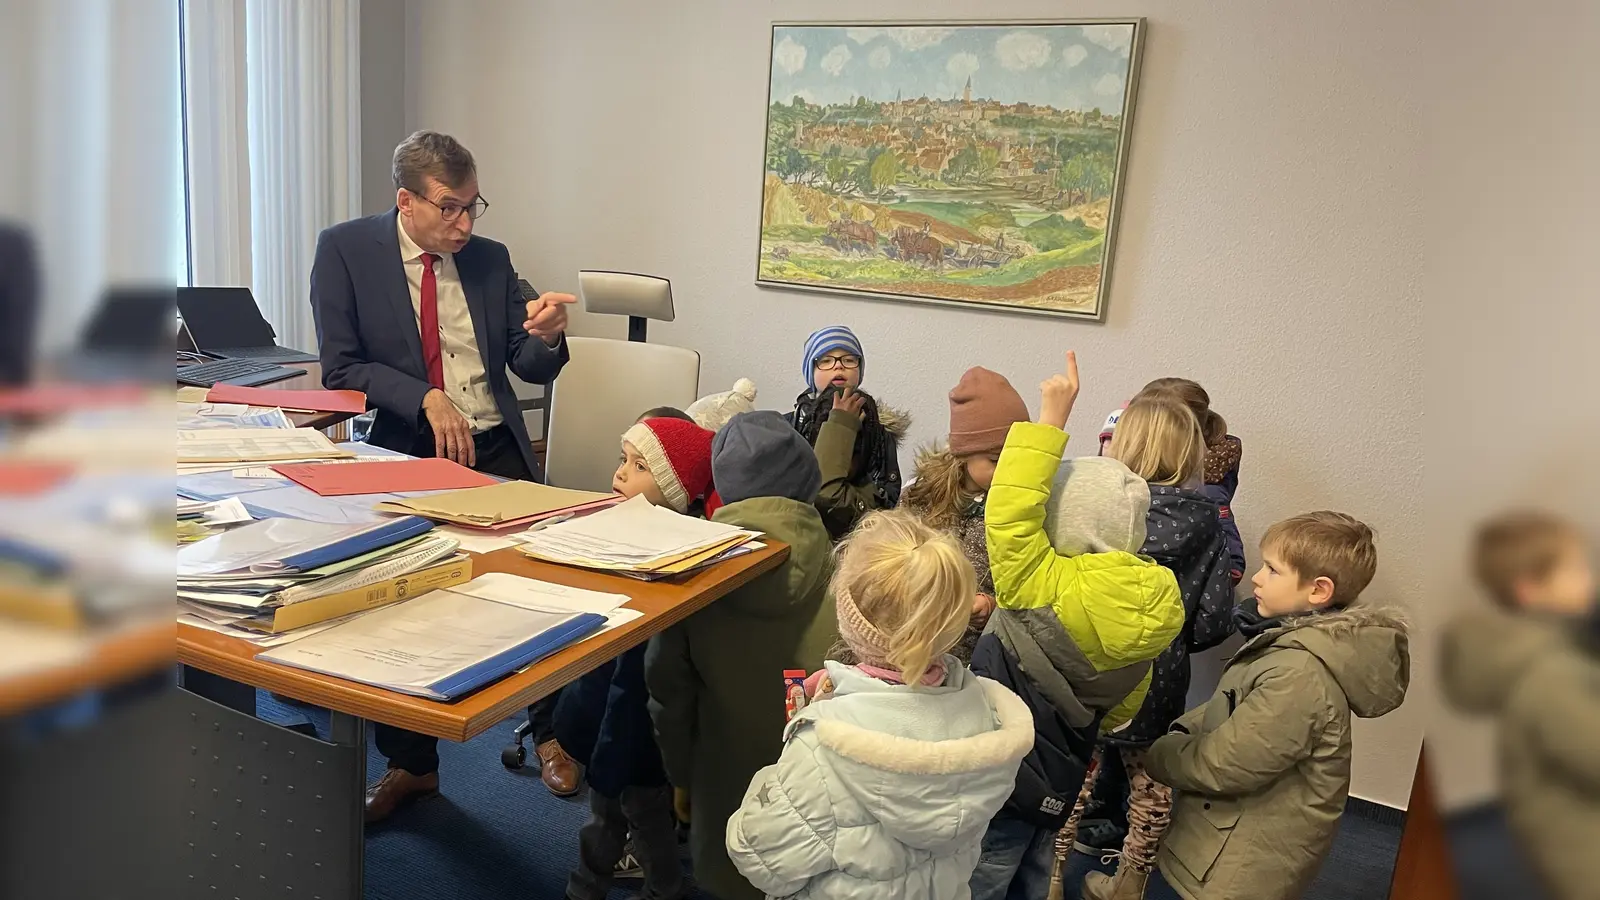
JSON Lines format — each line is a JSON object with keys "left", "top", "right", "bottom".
{"left": 783, "top": 659, "right": 1031, "bottom": 850}
{"left": 1247, "top": 604, "right": 1411, "bottom": 718}
{"left": 877, "top": 403, "right": 912, "bottom": 443}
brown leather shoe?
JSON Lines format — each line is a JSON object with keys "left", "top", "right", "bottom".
{"left": 536, "top": 739, "right": 581, "bottom": 797}
{"left": 364, "top": 767, "right": 439, "bottom": 824}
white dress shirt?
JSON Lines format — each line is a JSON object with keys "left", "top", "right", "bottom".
{"left": 396, "top": 217, "right": 501, "bottom": 432}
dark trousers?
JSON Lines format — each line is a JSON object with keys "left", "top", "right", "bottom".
{"left": 567, "top": 785, "right": 683, "bottom": 900}
{"left": 375, "top": 423, "right": 560, "bottom": 776}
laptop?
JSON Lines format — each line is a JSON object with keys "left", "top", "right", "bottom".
{"left": 176, "top": 286, "right": 320, "bottom": 363}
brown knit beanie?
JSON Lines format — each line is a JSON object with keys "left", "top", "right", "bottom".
{"left": 948, "top": 367, "right": 1030, "bottom": 456}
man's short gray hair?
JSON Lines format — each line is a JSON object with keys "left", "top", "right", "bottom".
{"left": 391, "top": 130, "right": 476, "bottom": 193}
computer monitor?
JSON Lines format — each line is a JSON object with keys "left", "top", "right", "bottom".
{"left": 176, "top": 286, "right": 277, "bottom": 350}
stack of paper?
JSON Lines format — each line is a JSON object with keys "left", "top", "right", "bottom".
{"left": 516, "top": 495, "right": 761, "bottom": 576}
{"left": 177, "top": 427, "right": 356, "bottom": 476}
{"left": 256, "top": 573, "right": 636, "bottom": 700}
{"left": 375, "top": 480, "right": 620, "bottom": 531}
{"left": 178, "top": 531, "right": 472, "bottom": 637}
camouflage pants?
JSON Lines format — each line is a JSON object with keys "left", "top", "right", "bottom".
{"left": 1052, "top": 747, "right": 1173, "bottom": 874}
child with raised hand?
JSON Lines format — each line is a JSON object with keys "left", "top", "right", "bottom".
{"left": 1146, "top": 512, "right": 1408, "bottom": 900}
{"left": 789, "top": 326, "right": 908, "bottom": 541}
{"left": 1442, "top": 511, "right": 1598, "bottom": 900}
{"left": 1077, "top": 394, "right": 1239, "bottom": 900}
{"left": 645, "top": 411, "right": 839, "bottom": 900}
{"left": 901, "top": 367, "right": 1032, "bottom": 660}
{"left": 557, "top": 410, "right": 714, "bottom": 900}
{"left": 968, "top": 352, "right": 1185, "bottom": 900}
{"left": 726, "top": 509, "right": 1035, "bottom": 900}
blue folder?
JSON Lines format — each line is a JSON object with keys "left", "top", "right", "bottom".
{"left": 424, "top": 612, "right": 608, "bottom": 700}
{"left": 276, "top": 515, "right": 434, "bottom": 571}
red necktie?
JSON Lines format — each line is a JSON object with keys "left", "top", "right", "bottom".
{"left": 418, "top": 252, "right": 445, "bottom": 390}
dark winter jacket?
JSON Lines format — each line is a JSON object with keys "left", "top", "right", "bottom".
{"left": 644, "top": 496, "right": 837, "bottom": 900}
{"left": 1200, "top": 435, "right": 1247, "bottom": 583}
{"left": 788, "top": 391, "right": 909, "bottom": 541}
{"left": 1109, "top": 484, "right": 1236, "bottom": 745}
{"left": 553, "top": 644, "right": 663, "bottom": 797}
{"left": 970, "top": 607, "right": 1157, "bottom": 830}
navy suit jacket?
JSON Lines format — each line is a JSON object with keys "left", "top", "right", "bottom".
{"left": 309, "top": 210, "right": 568, "bottom": 478}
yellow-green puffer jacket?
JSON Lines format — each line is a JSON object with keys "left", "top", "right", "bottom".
{"left": 986, "top": 421, "right": 1184, "bottom": 729}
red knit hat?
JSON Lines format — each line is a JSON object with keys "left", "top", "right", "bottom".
{"left": 621, "top": 418, "right": 714, "bottom": 513}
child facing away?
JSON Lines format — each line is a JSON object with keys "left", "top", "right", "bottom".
{"left": 787, "top": 325, "right": 908, "bottom": 541}
{"left": 556, "top": 412, "right": 715, "bottom": 900}
{"left": 1075, "top": 394, "right": 1239, "bottom": 900}
{"left": 1144, "top": 512, "right": 1409, "bottom": 900}
{"left": 901, "top": 366, "right": 1033, "bottom": 661}
{"left": 645, "top": 411, "right": 839, "bottom": 900}
{"left": 1441, "top": 511, "right": 1598, "bottom": 900}
{"left": 686, "top": 378, "right": 759, "bottom": 432}
{"left": 967, "top": 352, "right": 1185, "bottom": 900}
{"left": 726, "top": 510, "right": 1035, "bottom": 900}
{"left": 1101, "top": 378, "right": 1246, "bottom": 583}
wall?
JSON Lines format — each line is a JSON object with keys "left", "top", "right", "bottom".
{"left": 402, "top": 0, "right": 1427, "bottom": 807}
{"left": 1419, "top": 0, "right": 1600, "bottom": 811}
{"left": 358, "top": 0, "right": 409, "bottom": 214}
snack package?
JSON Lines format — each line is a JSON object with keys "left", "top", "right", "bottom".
{"left": 783, "top": 669, "right": 809, "bottom": 721}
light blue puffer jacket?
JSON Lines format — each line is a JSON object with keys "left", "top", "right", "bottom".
{"left": 726, "top": 659, "right": 1034, "bottom": 900}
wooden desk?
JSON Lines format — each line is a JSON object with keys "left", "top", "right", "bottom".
{"left": 176, "top": 541, "right": 790, "bottom": 742}
{"left": 180, "top": 361, "right": 358, "bottom": 433}
{"left": 0, "top": 620, "right": 172, "bottom": 718}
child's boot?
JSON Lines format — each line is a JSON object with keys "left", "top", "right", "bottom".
{"left": 1082, "top": 866, "right": 1148, "bottom": 900}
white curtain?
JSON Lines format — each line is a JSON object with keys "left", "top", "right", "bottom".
{"left": 184, "top": 0, "right": 362, "bottom": 352}
{"left": 183, "top": 0, "right": 253, "bottom": 288}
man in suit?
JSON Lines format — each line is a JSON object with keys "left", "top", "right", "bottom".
{"left": 311, "top": 130, "right": 581, "bottom": 823}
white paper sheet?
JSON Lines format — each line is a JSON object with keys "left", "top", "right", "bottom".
{"left": 256, "top": 589, "right": 579, "bottom": 696}
{"left": 176, "top": 427, "right": 352, "bottom": 464}
{"left": 434, "top": 525, "right": 518, "bottom": 555}
{"left": 517, "top": 495, "right": 759, "bottom": 568}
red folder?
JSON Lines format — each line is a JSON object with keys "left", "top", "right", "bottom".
{"left": 205, "top": 385, "right": 367, "bottom": 414}
{"left": 271, "top": 458, "right": 497, "bottom": 497}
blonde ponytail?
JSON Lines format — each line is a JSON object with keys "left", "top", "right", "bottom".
{"left": 901, "top": 443, "right": 978, "bottom": 530}
{"left": 832, "top": 510, "right": 976, "bottom": 685}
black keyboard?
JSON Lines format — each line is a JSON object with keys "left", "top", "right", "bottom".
{"left": 207, "top": 345, "right": 321, "bottom": 364}
{"left": 176, "top": 357, "right": 306, "bottom": 387}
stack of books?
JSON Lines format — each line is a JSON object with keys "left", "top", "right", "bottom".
{"left": 176, "top": 516, "right": 471, "bottom": 643}
{"left": 516, "top": 495, "right": 762, "bottom": 580}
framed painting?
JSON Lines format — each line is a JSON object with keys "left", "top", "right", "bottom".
{"left": 756, "top": 20, "right": 1145, "bottom": 321}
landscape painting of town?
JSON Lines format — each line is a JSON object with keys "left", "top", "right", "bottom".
{"left": 757, "top": 21, "right": 1144, "bottom": 320}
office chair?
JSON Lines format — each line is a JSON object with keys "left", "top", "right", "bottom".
{"left": 502, "top": 271, "right": 699, "bottom": 771}
{"left": 540, "top": 271, "right": 700, "bottom": 492}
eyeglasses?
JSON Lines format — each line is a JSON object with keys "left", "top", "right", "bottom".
{"left": 410, "top": 190, "right": 489, "bottom": 222}
{"left": 814, "top": 354, "right": 860, "bottom": 371}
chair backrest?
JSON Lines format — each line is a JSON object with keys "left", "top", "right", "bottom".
{"left": 545, "top": 336, "right": 700, "bottom": 491}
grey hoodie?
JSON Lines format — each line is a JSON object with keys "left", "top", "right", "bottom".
{"left": 1147, "top": 604, "right": 1410, "bottom": 900}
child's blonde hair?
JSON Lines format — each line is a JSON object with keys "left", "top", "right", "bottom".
{"left": 1137, "top": 377, "right": 1228, "bottom": 445}
{"left": 1107, "top": 394, "right": 1205, "bottom": 486}
{"left": 831, "top": 509, "right": 976, "bottom": 684}
{"left": 901, "top": 443, "right": 978, "bottom": 530}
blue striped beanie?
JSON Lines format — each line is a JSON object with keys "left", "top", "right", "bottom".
{"left": 801, "top": 326, "right": 864, "bottom": 391}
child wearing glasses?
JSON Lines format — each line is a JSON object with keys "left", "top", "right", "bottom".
{"left": 788, "top": 326, "right": 909, "bottom": 542}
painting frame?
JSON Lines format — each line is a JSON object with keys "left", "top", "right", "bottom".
{"left": 754, "top": 18, "right": 1146, "bottom": 322}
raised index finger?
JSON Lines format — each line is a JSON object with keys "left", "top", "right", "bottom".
{"left": 1064, "top": 350, "right": 1079, "bottom": 383}
{"left": 539, "top": 292, "right": 578, "bottom": 306}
